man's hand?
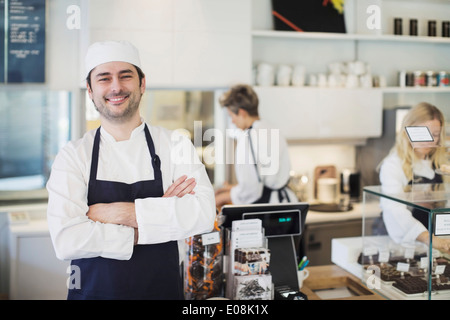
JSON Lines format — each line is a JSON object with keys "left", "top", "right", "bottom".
{"left": 87, "top": 202, "right": 137, "bottom": 228}
{"left": 163, "top": 175, "right": 196, "bottom": 198}
{"left": 134, "top": 228, "right": 139, "bottom": 245}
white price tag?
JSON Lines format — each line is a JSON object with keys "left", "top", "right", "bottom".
{"left": 201, "top": 231, "right": 220, "bottom": 246}
{"left": 404, "top": 247, "right": 415, "bottom": 259}
{"left": 435, "top": 213, "right": 450, "bottom": 236}
{"left": 232, "top": 219, "right": 262, "bottom": 232}
{"left": 420, "top": 257, "right": 429, "bottom": 269}
{"left": 396, "top": 262, "right": 410, "bottom": 272}
{"left": 378, "top": 250, "right": 390, "bottom": 263}
{"left": 363, "top": 246, "right": 377, "bottom": 256}
{"left": 435, "top": 265, "right": 446, "bottom": 275}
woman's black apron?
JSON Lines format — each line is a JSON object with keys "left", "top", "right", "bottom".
{"left": 408, "top": 171, "right": 443, "bottom": 228}
{"left": 68, "top": 125, "right": 183, "bottom": 300}
{"left": 247, "top": 126, "right": 291, "bottom": 204}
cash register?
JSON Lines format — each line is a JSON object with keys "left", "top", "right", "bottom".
{"left": 221, "top": 202, "right": 309, "bottom": 299}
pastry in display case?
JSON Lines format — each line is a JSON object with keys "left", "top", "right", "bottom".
{"left": 361, "top": 176, "right": 450, "bottom": 299}
{"left": 358, "top": 237, "right": 450, "bottom": 298}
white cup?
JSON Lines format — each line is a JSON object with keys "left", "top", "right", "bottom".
{"left": 353, "top": 60, "right": 366, "bottom": 75}
{"left": 292, "top": 65, "right": 305, "bottom": 87}
{"left": 256, "top": 63, "right": 275, "bottom": 86}
{"left": 318, "top": 73, "right": 327, "bottom": 87}
{"left": 360, "top": 74, "right": 373, "bottom": 88}
{"left": 309, "top": 74, "right": 318, "bottom": 87}
{"left": 345, "top": 74, "right": 359, "bottom": 88}
{"left": 328, "top": 62, "right": 343, "bottom": 75}
{"left": 276, "top": 64, "right": 292, "bottom": 86}
{"left": 378, "top": 75, "right": 387, "bottom": 87}
{"left": 298, "top": 269, "right": 310, "bottom": 289}
{"left": 317, "top": 178, "right": 338, "bottom": 203}
{"left": 328, "top": 74, "right": 339, "bottom": 87}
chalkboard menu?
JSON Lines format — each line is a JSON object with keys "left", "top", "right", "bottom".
{"left": 1, "top": 0, "right": 45, "bottom": 83}
{"left": 0, "top": 0, "right": 5, "bottom": 83}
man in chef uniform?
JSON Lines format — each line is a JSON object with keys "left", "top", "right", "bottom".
{"left": 215, "top": 84, "right": 297, "bottom": 207}
{"left": 46, "top": 40, "right": 216, "bottom": 300}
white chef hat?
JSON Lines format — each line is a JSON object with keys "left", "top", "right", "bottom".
{"left": 85, "top": 40, "right": 141, "bottom": 78}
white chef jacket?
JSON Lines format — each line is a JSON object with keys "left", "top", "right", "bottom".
{"left": 379, "top": 150, "right": 434, "bottom": 244}
{"left": 46, "top": 120, "right": 216, "bottom": 261}
{"left": 230, "top": 120, "right": 297, "bottom": 204}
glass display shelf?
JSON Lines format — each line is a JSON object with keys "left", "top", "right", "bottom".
{"left": 361, "top": 184, "right": 450, "bottom": 300}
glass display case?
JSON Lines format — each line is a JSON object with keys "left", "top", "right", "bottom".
{"left": 361, "top": 146, "right": 450, "bottom": 300}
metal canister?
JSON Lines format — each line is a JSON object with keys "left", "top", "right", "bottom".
{"left": 406, "top": 72, "right": 414, "bottom": 87}
{"left": 443, "top": 21, "right": 450, "bottom": 37}
{"left": 394, "top": 18, "right": 403, "bottom": 35}
{"left": 425, "top": 71, "right": 437, "bottom": 87}
{"left": 410, "top": 19, "right": 418, "bottom": 36}
{"left": 438, "top": 71, "right": 449, "bottom": 87}
{"left": 428, "top": 21, "right": 437, "bottom": 37}
{"left": 413, "top": 71, "right": 425, "bottom": 87}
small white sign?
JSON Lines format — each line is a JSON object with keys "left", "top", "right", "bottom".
{"left": 435, "top": 265, "right": 446, "bottom": 275}
{"left": 378, "top": 250, "right": 390, "bottom": 263}
{"left": 232, "top": 219, "right": 262, "bottom": 232}
{"left": 396, "top": 262, "right": 410, "bottom": 272}
{"left": 405, "top": 126, "right": 434, "bottom": 142}
{"left": 420, "top": 257, "right": 429, "bottom": 269}
{"left": 404, "top": 247, "right": 415, "bottom": 259}
{"left": 435, "top": 213, "right": 450, "bottom": 236}
{"left": 201, "top": 231, "right": 220, "bottom": 246}
{"left": 363, "top": 246, "right": 378, "bottom": 256}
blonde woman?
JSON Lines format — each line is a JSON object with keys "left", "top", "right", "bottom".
{"left": 378, "top": 102, "right": 450, "bottom": 253}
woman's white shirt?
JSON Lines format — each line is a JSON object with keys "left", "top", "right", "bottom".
{"left": 379, "top": 151, "right": 432, "bottom": 244}
{"left": 230, "top": 120, "right": 297, "bottom": 204}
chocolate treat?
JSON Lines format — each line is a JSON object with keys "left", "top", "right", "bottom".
{"left": 393, "top": 277, "right": 428, "bottom": 294}
{"left": 357, "top": 252, "right": 379, "bottom": 265}
{"left": 393, "top": 276, "right": 450, "bottom": 295}
{"left": 184, "top": 221, "right": 224, "bottom": 300}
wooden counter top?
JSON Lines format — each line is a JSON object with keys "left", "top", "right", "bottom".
{"left": 301, "top": 265, "right": 385, "bottom": 300}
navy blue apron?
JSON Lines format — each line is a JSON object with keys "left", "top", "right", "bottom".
{"left": 68, "top": 124, "right": 183, "bottom": 300}
{"left": 247, "top": 126, "right": 291, "bottom": 204}
{"left": 409, "top": 170, "right": 443, "bottom": 228}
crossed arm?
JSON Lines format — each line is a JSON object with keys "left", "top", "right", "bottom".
{"left": 86, "top": 175, "right": 196, "bottom": 244}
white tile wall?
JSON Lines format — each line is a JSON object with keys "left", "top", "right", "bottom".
{"left": 86, "top": 0, "right": 252, "bottom": 88}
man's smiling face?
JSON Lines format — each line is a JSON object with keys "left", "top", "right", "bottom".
{"left": 87, "top": 61, "right": 145, "bottom": 123}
